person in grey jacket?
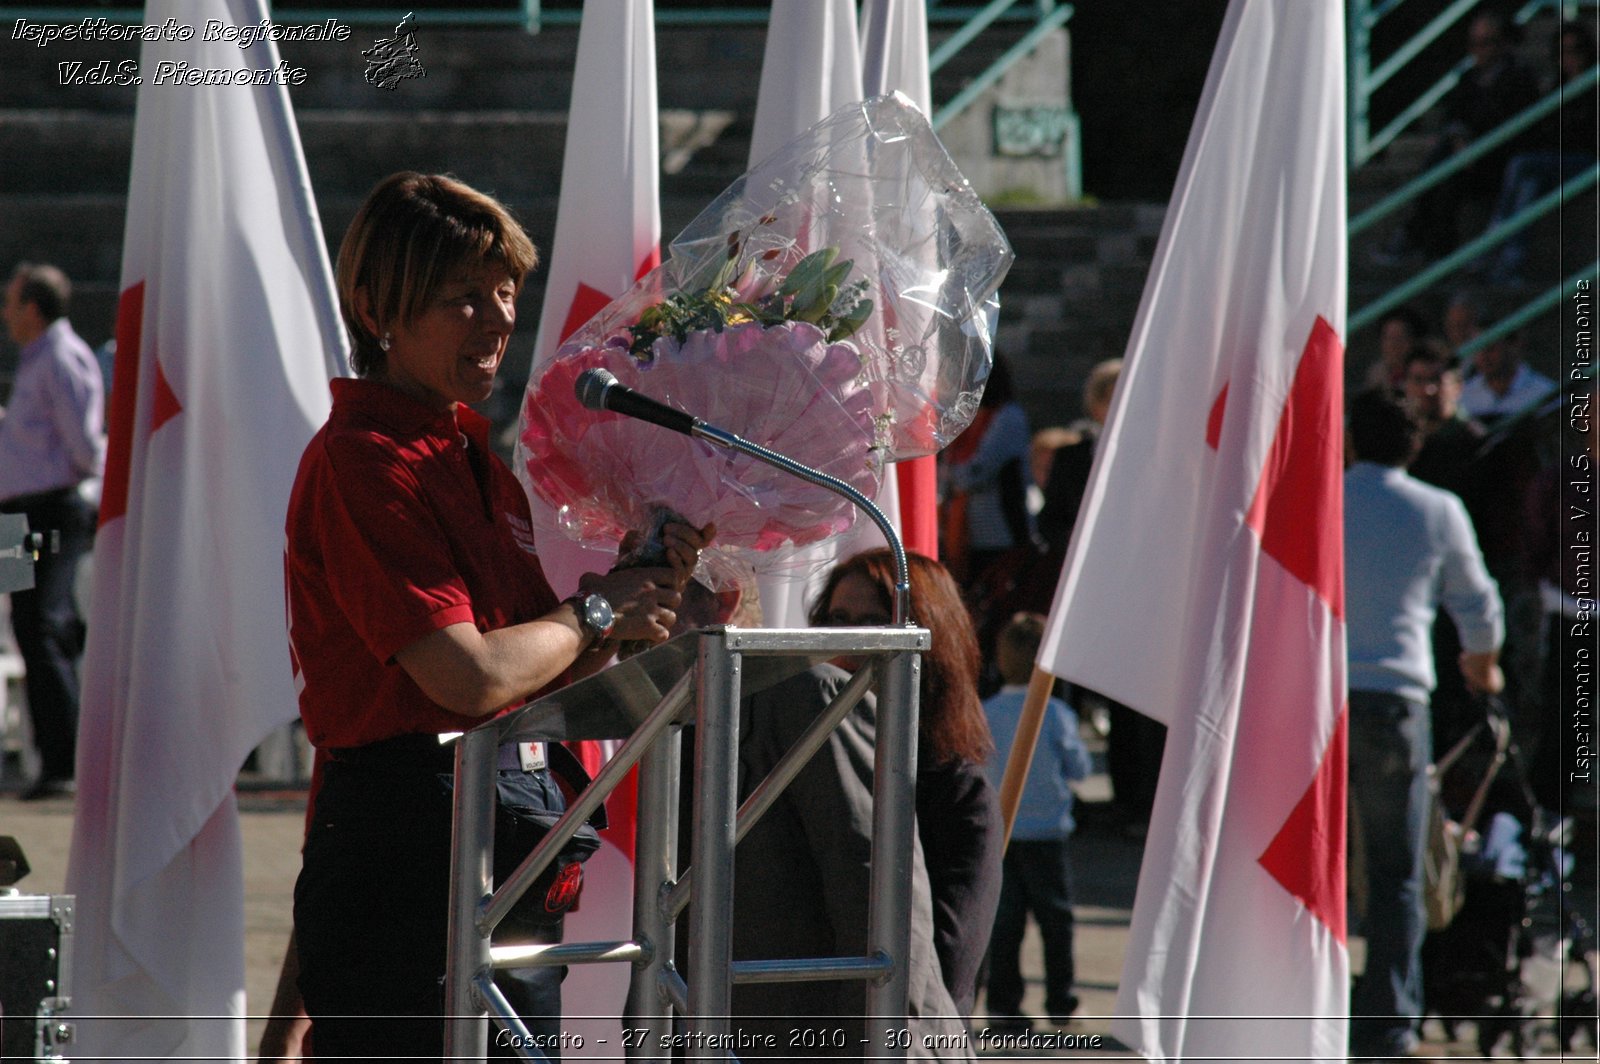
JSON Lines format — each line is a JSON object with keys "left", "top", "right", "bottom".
{"left": 675, "top": 580, "right": 973, "bottom": 1061}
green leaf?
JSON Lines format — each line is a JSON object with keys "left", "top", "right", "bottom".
{"left": 827, "top": 299, "right": 873, "bottom": 341}
{"left": 821, "top": 259, "right": 853, "bottom": 292}
{"left": 795, "top": 283, "right": 838, "bottom": 323}
{"left": 777, "top": 248, "right": 838, "bottom": 297}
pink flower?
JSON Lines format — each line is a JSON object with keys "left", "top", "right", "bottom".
{"left": 519, "top": 321, "right": 881, "bottom": 573}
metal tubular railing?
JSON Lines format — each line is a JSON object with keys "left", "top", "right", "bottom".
{"left": 1350, "top": 161, "right": 1599, "bottom": 331}
{"left": 480, "top": 975, "right": 539, "bottom": 1051}
{"left": 662, "top": 664, "right": 877, "bottom": 921}
{"left": 863, "top": 635, "right": 921, "bottom": 1033}
{"left": 925, "top": 0, "right": 1080, "bottom": 198}
{"left": 1348, "top": 0, "right": 1599, "bottom": 352}
{"left": 683, "top": 630, "right": 740, "bottom": 1041}
{"left": 1467, "top": 158, "right": 1599, "bottom": 256}
{"left": 733, "top": 953, "right": 897, "bottom": 983}
{"left": 929, "top": 0, "right": 1040, "bottom": 71}
{"left": 1368, "top": 0, "right": 1482, "bottom": 93}
{"left": 1350, "top": 67, "right": 1600, "bottom": 235}
{"left": 480, "top": 671, "right": 695, "bottom": 933}
{"left": 1456, "top": 261, "right": 1599, "bottom": 358}
{"left": 6, "top": 0, "right": 1082, "bottom": 183}
{"left": 440, "top": 624, "right": 928, "bottom": 1062}
{"left": 1347, "top": 0, "right": 1562, "bottom": 166}
{"left": 625, "top": 717, "right": 680, "bottom": 1053}
{"left": 932, "top": 3, "right": 1075, "bottom": 131}
{"left": 1365, "top": 0, "right": 1483, "bottom": 161}
{"left": 444, "top": 726, "right": 501, "bottom": 1059}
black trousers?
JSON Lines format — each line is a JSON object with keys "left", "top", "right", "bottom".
{"left": 3, "top": 487, "right": 94, "bottom": 780}
{"left": 294, "top": 756, "right": 567, "bottom": 1061}
{"left": 985, "top": 838, "right": 1077, "bottom": 1020}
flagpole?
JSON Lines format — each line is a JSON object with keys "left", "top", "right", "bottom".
{"left": 996, "top": 664, "right": 1057, "bottom": 848}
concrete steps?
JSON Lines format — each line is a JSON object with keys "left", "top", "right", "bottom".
{"left": 984, "top": 204, "right": 1168, "bottom": 429}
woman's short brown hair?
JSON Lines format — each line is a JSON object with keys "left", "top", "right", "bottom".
{"left": 336, "top": 172, "right": 539, "bottom": 376}
{"left": 810, "top": 549, "right": 994, "bottom": 767}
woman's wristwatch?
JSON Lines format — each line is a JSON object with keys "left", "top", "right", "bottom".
{"left": 568, "top": 592, "right": 616, "bottom": 644}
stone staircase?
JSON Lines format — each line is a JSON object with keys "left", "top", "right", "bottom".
{"left": 991, "top": 204, "right": 1165, "bottom": 429}
{"left": 0, "top": 23, "right": 770, "bottom": 376}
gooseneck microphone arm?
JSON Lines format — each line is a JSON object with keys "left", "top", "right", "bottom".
{"left": 692, "top": 422, "right": 912, "bottom": 626}
{"left": 574, "top": 368, "right": 911, "bottom": 625}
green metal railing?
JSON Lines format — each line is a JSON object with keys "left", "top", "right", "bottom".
{"left": 1347, "top": 0, "right": 1599, "bottom": 353}
{"left": 7, "top": 1, "right": 1078, "bottom": 143}
{"left": 1347, "top": 0, "right": 1567, "bottom": 167}
{"left": 927, "top": 0, "right": 1080, "bottom": 198}
{"left": 1457, "top": 261, "right": 1598, "bottom": 358}
{"left": 1350, "top": 160, "right": 1600, "bottom": 331}
{"left": 930, "top": 1, "right": 1073, "bottom": 129}
{"left": 1348, "top": 0, "right": 1482, "bottom": 166}
{"left": 1350, "top": 65, "right": 1600, "bottom": 237}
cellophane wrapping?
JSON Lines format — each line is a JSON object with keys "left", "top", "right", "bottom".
{"left": 518, "top": 93, "right": 1014, "bottom": 585}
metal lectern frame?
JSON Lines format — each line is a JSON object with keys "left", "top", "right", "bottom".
{"left": 441, "top": 624, "right": 926, "bottom": 1062}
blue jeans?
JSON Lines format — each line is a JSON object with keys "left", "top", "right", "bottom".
{"left": 1348, "top": 690, "right": 1431, "bottom": 1058}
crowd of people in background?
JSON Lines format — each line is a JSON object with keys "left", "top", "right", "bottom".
{"left": 2, "top": 251, "right": 1576, "bottom": 1046}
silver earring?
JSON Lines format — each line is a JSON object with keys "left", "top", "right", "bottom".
{"left": 379, "top": 332, "right": 392, "bottom": 352}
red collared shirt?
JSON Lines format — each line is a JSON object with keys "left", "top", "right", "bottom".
{"left": 285, "top": 377, "right": 563, "bottom": 748}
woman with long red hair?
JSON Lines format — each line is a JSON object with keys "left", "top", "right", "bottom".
{"left": 811, "top": 549, "right": 1002, "bottom": 1017}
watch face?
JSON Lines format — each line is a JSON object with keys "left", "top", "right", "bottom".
{"left": 583, "top": 593, "right": 614, "bottom": 636}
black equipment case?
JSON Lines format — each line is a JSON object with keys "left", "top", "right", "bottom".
{"left": 0, "top": 892, "right": 73, "bottom": 1061}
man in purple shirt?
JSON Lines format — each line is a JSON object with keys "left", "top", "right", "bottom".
{"left": 1, "top": 263, "right": 104, "bottom": 800}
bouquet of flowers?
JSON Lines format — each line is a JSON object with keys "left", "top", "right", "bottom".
{"left": 518, "top": 93, "right": 1013, "bottom": 584}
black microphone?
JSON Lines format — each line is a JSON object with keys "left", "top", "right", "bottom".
{"left": 574, "top": 369, "right": 701, "bottom": 437}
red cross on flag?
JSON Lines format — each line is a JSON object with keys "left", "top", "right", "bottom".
{"left": 63, "top": 0, "right": 346, "bottom": 1058}
{"left": 1035, "top": 1, "right": 1349, "bottom": 1058}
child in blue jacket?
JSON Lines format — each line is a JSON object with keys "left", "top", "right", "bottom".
{"left": 982, "top": 612, "right": 1092, "bottom": 1031}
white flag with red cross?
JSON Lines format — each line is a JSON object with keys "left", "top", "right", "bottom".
{"left": 63, "top": 1, "right": 346, "bottom": 1059}
{"left": 527, "top": 0, "right": 662, "bottom": 603}
{"left": 1036, "top": 1, "right": 1349, "bottom": 1059}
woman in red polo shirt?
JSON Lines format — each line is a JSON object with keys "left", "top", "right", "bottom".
{"left": 283, "top": 172, "right": 707, "bottom": 1061}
